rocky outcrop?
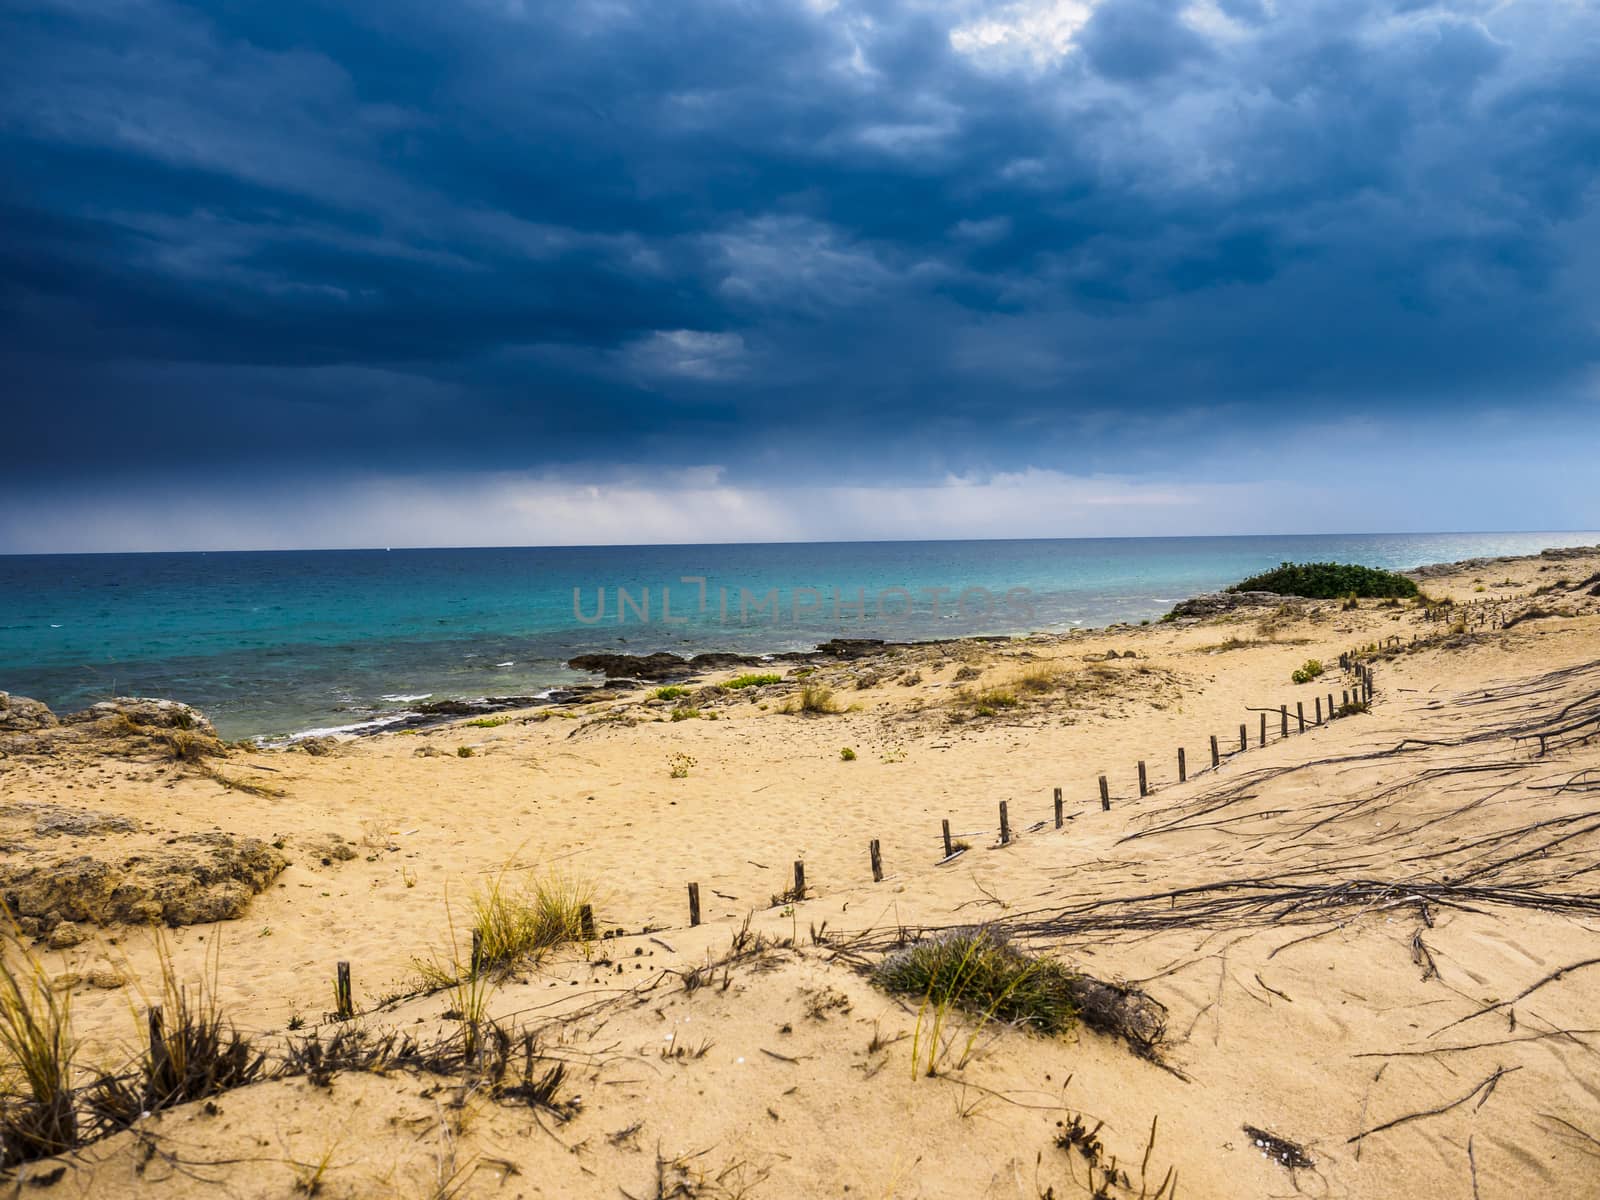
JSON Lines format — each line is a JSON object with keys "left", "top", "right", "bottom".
{"left": 0, "top": 833, "right": 288, "bottom": 935}
{"left": 1166, "top": 591, "right": 1299, "bottom": 619}
{"left": 62, "top": 696, "right": 217, "bottom": 737}
{"left": 0, "top": 692, "right": 58, "bottom": 733}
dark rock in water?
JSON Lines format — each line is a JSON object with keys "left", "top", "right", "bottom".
{"left": 0, "top": 692, "right": 58, "bottom": 733}
{"left": 1166, "top": 592, "right": 1297, "bottom": 619}
{"left": 567, "top": 651, "right": 692, "bottom": 680}
{"left": 805, "top": 639, "right": 888, "bottom": 660}
{"left": 686, "top": 651, "right": 765, "bottom": 670}
{"left": 63, "top": 696, "right": 217, "bottom": 738}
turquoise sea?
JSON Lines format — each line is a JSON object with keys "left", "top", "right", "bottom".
{"left": 0, "top": 532, "right": 1593, "bottom": 740}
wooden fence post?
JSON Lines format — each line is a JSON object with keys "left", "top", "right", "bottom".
{"left": 869, "top": 840, "right": 883, "bottom": 882}
{"left": 1177, "top": 747, "right": 1186, "bottom": 783}
{"left": 335, "top": 962, "right": 353, "bottom": 1021}
{"left": 1099, "top": 775, "right": 1110, "bottom": 811}
{"left": 1210, "top": 734, "right": 1220, "bottom": 768}
{"left": 1280, "top": 705, "right": 1288, "bottom": 737}
{"left": 1297, "top": 701, "right": 1305, "bottom": 732}
{"left": 1260, "top": 712, "right": 1266, "bottom": 746}
{"left": 1137, "top": 761, "right": 1148, "bottom": 797}
{"left": 1054, "top": 787, "right": 1064, "bottom": 828}
{"left": 942, "top": 819, "right": 954, "bottom": 859}
{"left": 1238, "top": 723, "right": 1247, "bottom": 752}
{"left": 580, "top": 903, "right": 597, "bottom": 939}
{"left": 688, "top": 882, "right": 701, "bottom": 926}
{"left": 792, "top": 861, "right": 806, "bottom": 901}
{"left": 999, "top": 801, "right": 1011, "bottom": 845}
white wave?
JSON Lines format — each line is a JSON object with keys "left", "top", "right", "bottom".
{"left": 283, "top": 712, "right": 418, "bottom": 741}
{"left": 379, "top": 693, "right": 433, "bottom": 702}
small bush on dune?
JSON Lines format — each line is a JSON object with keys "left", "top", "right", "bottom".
{"left": 873, "top": 927, "right": 1078, "bottom": 1036}
{"left": 1229, "top": 562, "right": 1419, "bottom": 600}
{"left": 652, "top": 686, "right": 690, "bottom": 701}
{"left": 1291, "top": 659, "right": 1324, "bottom": 684}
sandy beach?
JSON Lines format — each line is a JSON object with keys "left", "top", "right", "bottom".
{"left": 4, "top": 545, "right": 1600, "bottom": 1198}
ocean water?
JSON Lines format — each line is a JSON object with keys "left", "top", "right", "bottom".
{"left": 0, "top": 532, "right": 1592, "bottom": 740}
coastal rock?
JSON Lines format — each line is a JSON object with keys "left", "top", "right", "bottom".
{"left": 47, "top": 921, "right": 87, "bottom": 949}
{"left": 0, "top": 692, "right": 58, "bottom": 733}
{"left": 567, "top": 651, "right": 692, "bottom": 680}
{"left": 295, "top": 736, "right": 340, "bottom": 757}
{"left": 686, "top": 651, "right": 765, "bottom": 670}
{"left": 1166, "top": 591, "right": 1299, "bottom": 619}
{"left": 63, "top": 696, "right": 217, "bottom": 738}
{"left": 0, "top": 834, "right": 287, "bottom": 932}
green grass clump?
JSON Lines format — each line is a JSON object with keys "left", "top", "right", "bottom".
{"left": 653, "top": 686, "right": 691, "bottom": 701}
{"left": 726, "top": 673, "right": 783, "bottom": 689}
{"left": 874, "top": 928, "right": 1078, "bottom": 1035}
{"left": 461, "top": 871, "right": 596, "bottom": 977}
{"left": 1291, "top": 659, "right": 1324, "bottom": 684}
{"left": 464, "top": 715, "right": 510, "bottom": 728}
{"left": 1229, "top": 562, "right": 1419, "bottom": 600}
{"left": 839, "top": 747, "right": 856, "bottom": 761}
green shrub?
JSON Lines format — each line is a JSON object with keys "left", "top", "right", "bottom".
{"left": 1229, "top": 562, "right": 1419, "bottom": 600}
{"left": 464, "top": 715, "right": 510, "bottom": 728}
{"left": 726, "top": 673, "right": 783, "bottom": 689}
{"left": 653, "top": 686, "right": 690, "bottom": 701}
{"left": 1291, "top": 659, "right": 1324, "bottom": 684}
{"left": 873, "top": 928, "right": 1078, "bottom": 1035}
{"left": 839, "top": 747, "right": 856, "bottom": 761}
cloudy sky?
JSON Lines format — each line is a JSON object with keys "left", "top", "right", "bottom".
{"left": 2, "top": 0, "right": 1597, "bottom": 551}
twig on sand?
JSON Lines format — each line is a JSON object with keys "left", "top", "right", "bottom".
{"left": 1347, "top": 1066, "right": 1518, "bottom": 1145}
{"left": 1429, "top": 957, "right": 1600, "bottom": 1037}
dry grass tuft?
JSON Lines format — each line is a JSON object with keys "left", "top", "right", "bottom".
{"left": 0, "top": 920, "right": 77, "bottom": 1166}
{"left": 86, "top": 936, "right": 268, "bottom": 1130}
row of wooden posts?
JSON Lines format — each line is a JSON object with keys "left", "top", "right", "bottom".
{"left": 316, "top": 662, "right": 1377, "bottom": 1014}
{"left": 677, "top": 662, "right": 1377, "bottom": 928}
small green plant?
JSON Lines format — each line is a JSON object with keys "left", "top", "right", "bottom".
{"left": 1291, "top": 659, "right": 1324, "bottom": 684}
{"left": 669, "top": 706, "right": 701, "bottom": 722}
{"left": 464, "top": 715, "right": 509, "bottom": 728}
{"left": 726, "top": 673, "right": 783, "bottom": 689}
{"left": 653, "top": 686, "right": 691, "bottom": 701}
{"left": 839, "top": 747, "right": 857, "bottom": 761}
{"left": 667, "top": 751, "right": 695, "bottom": 778}
{"left": 456, "top": 745, "right": 475, "bottom": 758}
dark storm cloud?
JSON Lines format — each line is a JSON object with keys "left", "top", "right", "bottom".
{"left": 1, "top": 0, "right": 1597, "bottom": 488}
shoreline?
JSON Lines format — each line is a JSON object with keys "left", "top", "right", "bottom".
{"left": 276, "top": 540, "right": 1600, "bottom": 743}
